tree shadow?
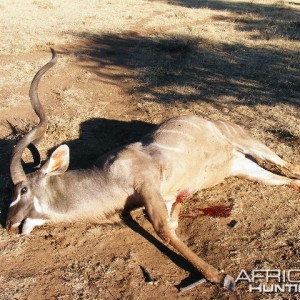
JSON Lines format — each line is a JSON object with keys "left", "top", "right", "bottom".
{"left": 54, "top": 117, "right": 157, "bottom": 169}
{"left": 62, "top": 31, "right": 299, "bottom": 110}
{"left": 164, "top": 0, "right": 300, "bottom": 41}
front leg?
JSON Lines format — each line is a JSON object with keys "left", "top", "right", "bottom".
{"left": 137, "top": 182, "right": 235, "bottom": 291}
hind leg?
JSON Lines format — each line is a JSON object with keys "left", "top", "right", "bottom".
{"left": 235, "top": 134, "right": 300, "bottom": 179}
{"left": 250, "top": 145, "right": 300, "bottom": 179}
{"left": 231, "top": 152, "right": 300, "bottom": 189}
{"left": 216, "top": 120, "right": 300, "bottom": 179}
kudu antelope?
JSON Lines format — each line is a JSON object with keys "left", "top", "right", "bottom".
{"left": 6, "top": 49, "right": 300, "bottom": 292}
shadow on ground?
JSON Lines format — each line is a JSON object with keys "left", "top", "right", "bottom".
{"left": 64, "top": 118, "right": 156, "bottom": 169}
{"left": 62, "top": 30, "right": 299, "bottom": 109}
{"left": 0, "top": 139, "right": 14, "bottom": 227}
{"left": 162, "top": 0, "right": 300, "bottom": 41}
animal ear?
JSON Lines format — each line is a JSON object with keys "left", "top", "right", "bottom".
{"left": 40, "top": 145, "right": 70, "bottom": 176}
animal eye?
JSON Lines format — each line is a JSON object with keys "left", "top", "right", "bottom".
{"left": 21, "top": 187, "right": 28, "bottom": 195}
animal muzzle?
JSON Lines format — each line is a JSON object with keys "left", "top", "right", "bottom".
{"left": 6, "top": 219, "right": 21, "bottom": 233}
{"left": 6, "top": 211, "right": 24, "bottom": 233}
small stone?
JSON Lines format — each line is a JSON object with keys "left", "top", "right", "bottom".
{"left": 227, "top": 220, "right": 238, "bottom": 228}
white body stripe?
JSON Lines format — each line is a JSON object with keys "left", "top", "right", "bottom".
{"left": 222, "top": 122, "right": 232, "bottom": 134}
{"left": 152, "top": 143, "right": 183, "bottom": 153}
{"left": 157, "top": 129, "right": 193, "bottom": 139}
{"left": 175, "top": 119, "right": 204, "bottom": 130}
{"left": 175, "top": 119, "right": 225, "bottom": 139}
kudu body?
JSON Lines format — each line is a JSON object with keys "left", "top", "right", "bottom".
{"left": 7, "top": 49, "right": 300, "bottom": 291}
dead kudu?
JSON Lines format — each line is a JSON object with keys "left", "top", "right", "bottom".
{"left": 6, "top": 49, "right": 300, "bottom": 292}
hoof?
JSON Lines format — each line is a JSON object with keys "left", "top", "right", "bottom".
{"left": 290, "top": 180, "right": 300, "bottom": 190}
{"left": 223, "top": 274, "right": 236, "bottom": 291}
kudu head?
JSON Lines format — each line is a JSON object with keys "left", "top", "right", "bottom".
{"left": 6, "top": 49, "right": 70, "bottom": 233}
